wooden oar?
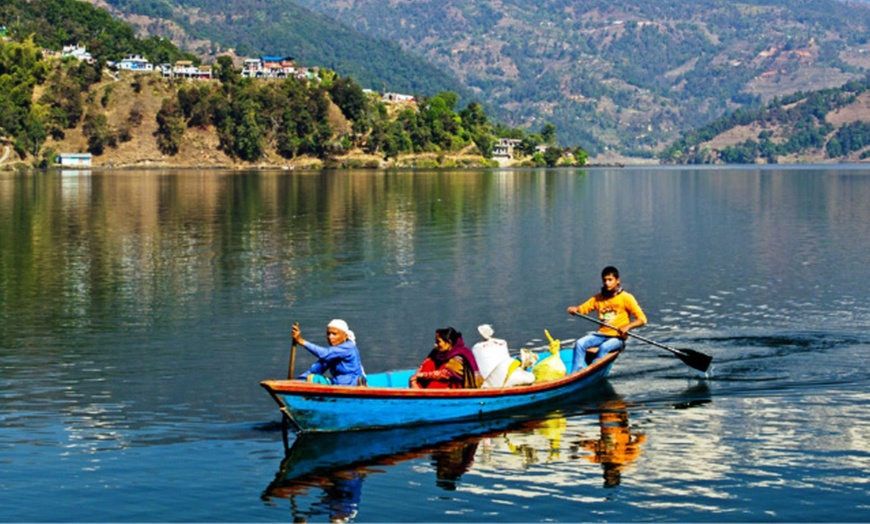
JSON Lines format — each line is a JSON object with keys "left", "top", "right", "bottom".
{"left": 287, "top": 341, "right": 297, "bottom": 379}
{"left": 573, "top": 313, "right": 712, "bottom": 372}
{"left": 287, "top": 322, "right": 299, "bottom": 379}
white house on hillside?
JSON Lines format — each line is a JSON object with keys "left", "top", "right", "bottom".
{"left": 159, "top": 61, "right": 212, "bottom": 79}
{"left": 382, "top": 92, "right": 415, "bottom": 103}
{"left": 242, "top": 56, "right": 297, "bottom": 78}
{"left": 493, "top": 138, "right": 521, "bottom": 158}
{"left": 62, "top": 44, "right": 93, "bottom": 63}
{"left": 117, "top": 54, "right": 153, "bottom": 72}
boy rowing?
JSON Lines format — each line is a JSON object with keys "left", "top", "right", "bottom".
{"left": 566, "top": 266, "right": 646, "bottom": 372}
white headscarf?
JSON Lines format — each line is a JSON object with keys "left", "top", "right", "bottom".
{"left": 328, "top": 319, "right": 355, "bottom": 343}
{"left": 478, "top": 324, "right": 495, "bottom": 340}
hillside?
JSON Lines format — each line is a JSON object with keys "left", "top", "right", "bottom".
{"left": 0, "top": 0, "right": 196, "bottom": 63}
{"left": 65, "top": 72, "right": 870, "bottom": 167}
{"left": 37, "top": 73, "right": 238, "bottom": 169}
{"left": 3, "top": 39, "right": 570, "bottom": 170}
{"left": 81, "top": 0, "right": 469, "bottom": 100}
{"left": 660, "top": 76, "right": 870, "bottom": 164}
{"left": 1, "top": 66, "right": 509, "bottom": 170}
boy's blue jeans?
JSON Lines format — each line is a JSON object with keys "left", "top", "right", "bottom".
{"left": 572, "top": 333, "right": 625, "bottom": 373}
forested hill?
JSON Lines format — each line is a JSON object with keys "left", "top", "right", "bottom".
{"left": 0, "top": 0, "right": 195, "bottom": 63}
{"left": 82, "top": 0, "right": 468, "bottom": 100}
{"left": 284, "top": 0, "right": 870, "bottom": 156}
{"left": 660, "top": 76, "right": 870, "bottom": 164}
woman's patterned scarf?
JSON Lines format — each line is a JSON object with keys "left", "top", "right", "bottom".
{"left": 428, "top": 338, "right": 483, "bottom": 388}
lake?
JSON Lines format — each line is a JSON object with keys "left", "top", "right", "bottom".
{"left": 1, "top": 166, "right": 869, "bottom": 522}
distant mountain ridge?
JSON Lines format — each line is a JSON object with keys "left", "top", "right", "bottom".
{"left": 83, "top": 0, "right": 870, "bottom": 156}
{"left": 289, "top": 0, "right": 870, "bottom": 154}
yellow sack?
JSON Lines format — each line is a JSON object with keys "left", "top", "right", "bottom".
{"left": 532, "top": 329, "right": 567, "bottom": 382}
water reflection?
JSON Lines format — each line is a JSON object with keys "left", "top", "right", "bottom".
{"left": 261, "top": 390, "right": 663, "bottom": 521}
{"left": 572, "top": 399, "right": 647, "bottom": 488}
{"left": 569, "top": 381, "right": 712, "bottom": 488}
{"left": 431, "top": 438, "right": 480, "bottom": 491}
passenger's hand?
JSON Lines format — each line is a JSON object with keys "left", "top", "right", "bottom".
{"left": 409, "top": 374, "right": 421, "bottom": 389}
{"left": 567, "top": 306, "right": 578, "bottom": 315}
{"left": 291, "top": 322, "right": 303, "bottom": 344}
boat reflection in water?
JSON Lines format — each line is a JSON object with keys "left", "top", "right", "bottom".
{"left": 260, "top": 381, "right": 693, "bottom": 521}
{"left": 261, "top": 413, "right": 548, "bottom": 520}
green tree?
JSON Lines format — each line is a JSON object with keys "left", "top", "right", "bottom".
{"left": 541, "top": 123, "right": 557, "bottom": 145}
{"left": 518, "top": 134, "right": 542, "bottom": 156}
{"left": 329, "top": 76, "right": 367, "bottom": 127}
{"left": 460, "top": 102, "right": 488, "bottom": 128}
{"left": 543, "top": 145, "right": 562, "bottom": 167}
{"left": 215, "top": 55, "right": 239, "bottom": 86}
{"left": 234, "top": 102, "right": 264, "bottom": 161}
{"left": 20, "top": 109, "right": 48, "bottom": 157}
{"left": 41, "top": 65, "right": 85, "bottom": 136}
{"left": 155, "top": 98, "right": 185, "bottom": 155}
{"left": 572, "top": 147, "right": 589, "bottom": 166}
{"left": 0, "top": 38, "right": 48, "bottom": 157}
{"left": 436, "top": 91, "right": 459, "bottom": 111}
{"left": 472, "top": 131, "right": 495, "bottom": 159}
{"left": 82, "top": 112, "right": 115, "bottom": 155}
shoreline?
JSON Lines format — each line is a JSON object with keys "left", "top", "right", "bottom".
{"left": 1, "top": 160, "right": 637, "bottom": 173}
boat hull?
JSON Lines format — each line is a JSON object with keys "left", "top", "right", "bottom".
{"left": 261, "top": 348, "right": 620, "bottom": 433}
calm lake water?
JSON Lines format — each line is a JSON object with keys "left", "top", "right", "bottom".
{"left": 1, "top": 166, "right": 869, "bottom": 522}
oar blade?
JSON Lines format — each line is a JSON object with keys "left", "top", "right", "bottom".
{"left": 674, "top": 348, "right": 713, "bottom": 373}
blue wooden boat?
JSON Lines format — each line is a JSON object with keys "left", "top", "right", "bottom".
{"left": 260, "top": 348, "right": 621, "bottom": 434}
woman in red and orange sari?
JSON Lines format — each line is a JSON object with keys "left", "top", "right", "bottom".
{"left": 410, "top": 327, "right": 483, "bottom": 389}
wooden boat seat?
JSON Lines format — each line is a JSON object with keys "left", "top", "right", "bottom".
{"left": 585, "top": 346, "right": 599, "bottom": 365}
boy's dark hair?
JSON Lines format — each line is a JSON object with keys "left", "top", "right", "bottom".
{"left": 601, "top": 266, "right": 620, "bottom": 279}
